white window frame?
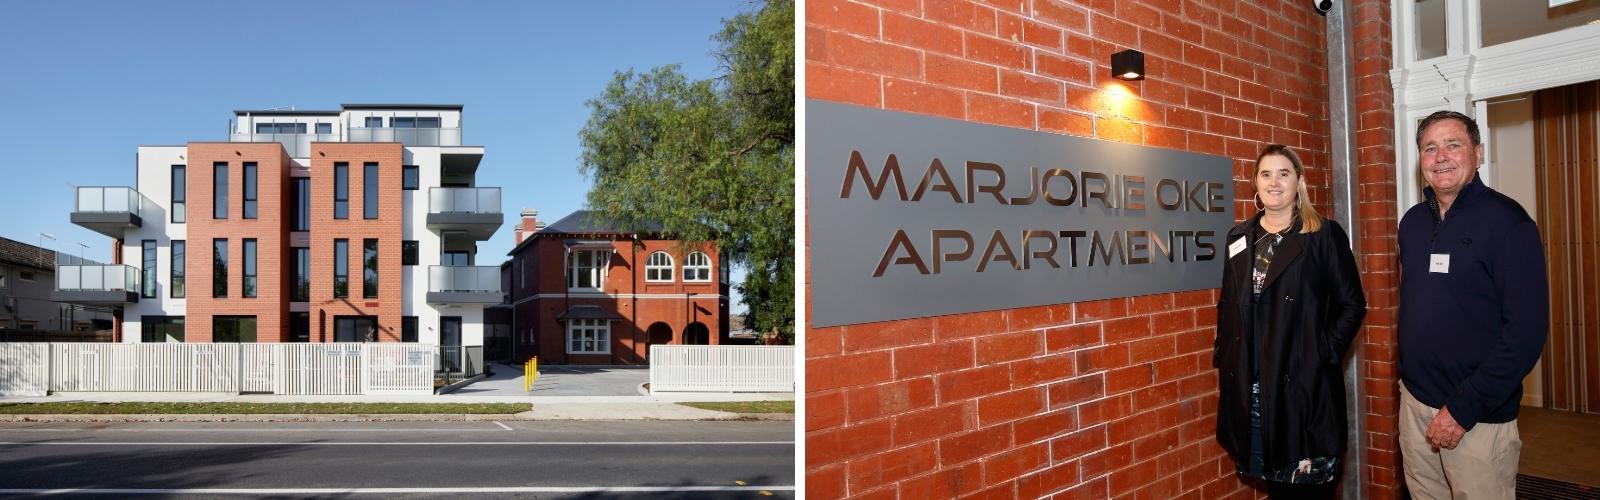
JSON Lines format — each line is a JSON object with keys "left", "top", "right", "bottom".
{"left": 645, "top": 251, "right": 675, "bottom": 282}
{"left": 566, "top": 318, "right": 611, "bottom": 354}
{"left": 684, "top": 252, "right": 712, "bottom": 282}
{"left": 567, "top": 250, "right": 608, "bottom": 290}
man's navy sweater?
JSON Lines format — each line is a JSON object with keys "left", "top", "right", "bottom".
{"left": 1398, "top": 176, "right": 1548, "bottom": 431}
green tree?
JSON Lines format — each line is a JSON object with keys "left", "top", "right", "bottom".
{"left": 578, "top": 0, "right": 794, "bottom": 342}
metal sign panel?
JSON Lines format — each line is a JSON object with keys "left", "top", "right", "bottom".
{"left": 808, "top": 100, "right": 1233, "bottom": 327}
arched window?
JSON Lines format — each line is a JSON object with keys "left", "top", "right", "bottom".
{"left": 646, "top": 251, "right": 674, "bottom": 282}
{"left": 684, "top": 252, "right": 712, "bottom": 282}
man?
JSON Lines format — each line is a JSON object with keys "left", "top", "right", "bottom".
{"left": 1398, "top": 110, "right": 1548, "bottom": 499}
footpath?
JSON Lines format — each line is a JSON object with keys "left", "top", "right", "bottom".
{"left": 0, "top": 363, "right": 795, "bottom": 422}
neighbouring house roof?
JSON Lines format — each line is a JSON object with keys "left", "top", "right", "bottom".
{"left": 556, "top": 305, "right": 626, "bottom": 322}
{"left": 507, "top": 210, "right": 666, "bottom": 256}
{"left": 0, "top": 236, "right": 60, "bottom": 271}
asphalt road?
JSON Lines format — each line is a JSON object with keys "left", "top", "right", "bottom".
{"left": 0, "top": 420, "right": 794, "bottom": 499}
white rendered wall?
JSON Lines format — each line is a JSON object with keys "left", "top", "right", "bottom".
{"left": 124, "top": 146, "right": 189, "bottom": 342}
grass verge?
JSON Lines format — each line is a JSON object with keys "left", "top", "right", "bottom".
{"left": 0, "top": 402, "right": 529, "bottom": 415}
{"left": 679, "top": 400, "right": 795, "bottom": 414}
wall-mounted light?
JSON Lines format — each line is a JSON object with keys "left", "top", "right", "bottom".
{"left": 1112, "top": 49, "right": 1145, "bottom": 81}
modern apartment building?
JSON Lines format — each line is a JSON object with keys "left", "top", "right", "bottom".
{"left": 501, "top": 210, "right": 729, "bottom": 365}
{"left": 57, "top": 105, "right": 502, "bottom": 354}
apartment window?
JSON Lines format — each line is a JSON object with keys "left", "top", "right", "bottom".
{"left": 289, "top": 312, "right": 310, "bottom": 342}
{"left": 567, "top": 250, "right": 606, "bottom": 289}
{"left": 403, "top": 165, "right": 419, "bottom": 190}
{"left": 566, "top": 318, "right": 610, "bottom": 354}
{"left": 291, "top": 178, "right": 310, "bottom": 231}
{"left": 333, "top": 162, "right": 349, "bottom": 219}
{"left": 171, "top": 165, "right": 186, "bottom": 223}
{"left": 393, "top": 117, "right": 438, "bottom": 128}
{"left": 141, "top": 240, "right": 157, "bottom": 298}
{"left": 315, "top": 123, "right": 332, "bottom": 134}
{"left": 364, "top": 117, "right": 383, "bottom": 128}
{"left": 442, "top": 251, "right": 469, "bottom": 266}
{"left": 0, "top": 269, "right": 6, "bottom": 289}
{"left": 363, "top": 239, "right": 378, "bottom": 299}
{"left": 333, "top": 239, "right": 348, "bottom": 298}
{"left": 645, "top": 251, "right": 673, "bottom": 282}
{"left": 140, "top": 316, "right": 184, "bottom": 343}
{"left": 292, "top": 247, "right": 309, "bottom": 302}
{"left": 213, "top": 239, "right": 227, "bottom": 297}
{"left": 684, "top": 252, "right": 712, "bottom": 282}
{"left": 19, "top": 270, "right": 33, "bottom": 282}
{"left": 403, "top": 241, "right": 418, "bottom": 266}
{"left": 243, "top": 162, "right": 257, "bottom": 219}
{"left": 402, "top": 316, "right": 418, "bottom": 343}
{"left": 171, "top": 241, "right": 185, "bottom": 298}
{"left": 363, "top": 162, "right": 379, "bottom": 219}
{"left": 213, "top": 162, "right": 228, "bottom": 219}
{"left": 255, "top": 123, "right": 306, "bottom": 134}
{"left": 242, "top": 239, "right": 257, "bottom": 298}
{"left": 334, "top": 316, "right": 378, "bottom": 342}
{"left": 213, "top": 316, "right": 257, "bottom": 343}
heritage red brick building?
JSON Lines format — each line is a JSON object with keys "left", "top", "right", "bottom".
{"left": 503, "top": 210, "right": 730, "bottom": 365}
{"left": 805, "top": 0, "right": 1401, "bottom": 498}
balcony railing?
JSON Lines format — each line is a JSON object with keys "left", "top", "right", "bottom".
{"left": 75, "top": 187, "right": 142, "bottom": 216}
{"left": 347, "top": 127, "right": 461, "bottom": 147}
{"left": 229, "top": 132, "right": 339, "bottom": 158}
{"left": 428, "top": 266, "right": 501, "bottom": 293}
{"left": 56, "top": 265, "right": 139, "bottom": 292}
{"left": 429, "top": 187, "right": 501, "bottom": 215}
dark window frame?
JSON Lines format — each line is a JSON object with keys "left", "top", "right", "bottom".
{"left": 213, "top": 315, "right": 257, "bottom": 343}
{"left": 334, "top": 239, "right": 349, "bottom": 298}
{"left": 213, "top": 238, "right": 228, "bottom": 298}
{"left": 363, "top": 238, "right": 378, "bottom": 299}
{"left": 141, "top": 240, "right": 157, "bottom": 298}
{"left": 403, "top": 241, "right": 419, "bottom": 266}
{"left": 242, "top": 162, "right": 257, "bottom": 219}
{"left": 242, "top": 239, "right": 257, "bottom": 298}
{"left": 291, "top": 178, "right": 311, "bottom": 231}
{"left": 403, "top": 165, "right": 419, "bottom": 190}
{"left": 364, "top": 117, "right": 383, "bottom": 128}
{"left": 334, "top": 162, "right": 349, "bottom": 219}
{"left": 140, "top": 316, "right": 185, "bottom": 343}
{"left": 363, "top": 162, "right": 379, "bottom": 219}
{"left": 213, "top": 162, "right": 228, "bottom": 219}
{"left": 292, "top": 247, "right": 310, "bottom": 302}
{"left": 171, "top": 240, "right": 185, "bottom": 298}
{"left": 171, "top": 165, "right": 186, "bottom": 224}
{"left": 402, "top": 316, "right": 418, "bottom": 343}
{"left": 315, "top": 122, "right": 332, "bottom": 134}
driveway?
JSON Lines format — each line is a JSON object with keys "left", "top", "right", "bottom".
{"left": 444, "top": 362, "right": 649, "bottom": 397}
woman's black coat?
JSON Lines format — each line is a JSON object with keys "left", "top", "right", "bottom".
{"left": 1213, "top": 214, "right": 1367, "bottom": 468}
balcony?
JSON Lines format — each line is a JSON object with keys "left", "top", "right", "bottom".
{"left": 347, "top": 127, "right": 461, "bottom": 147}
{"left": 228, "top": 132, "right": 339, "bottom": 158}
{"left": 426, "top": 187, "right": 502, "bottom": 240}
{"left": 71, "top": 187, "right": 142, "bottom": 238}
{"left": 52, "top": 265, "right": 140, "bottom": 305}
{"left": 426, "top": 266, "right": 502, "bottom": 304}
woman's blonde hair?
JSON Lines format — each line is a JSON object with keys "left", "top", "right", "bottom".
{"left": 1255, "top": 144, "right": 1323, "bottom": 234}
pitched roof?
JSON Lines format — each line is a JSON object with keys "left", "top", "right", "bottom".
{"left": 541, "top": 210, "right": 663, "bottom": 235}
{"left": 0, "top": 236, "right": 59, "bottom": 271}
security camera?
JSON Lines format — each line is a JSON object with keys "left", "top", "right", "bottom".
{"left": 1313, "top": 0, "right": 1332, "bottom": 15}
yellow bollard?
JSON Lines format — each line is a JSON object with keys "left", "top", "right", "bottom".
{"left": 524, "top": 356, "right": 539, "bottom": 391}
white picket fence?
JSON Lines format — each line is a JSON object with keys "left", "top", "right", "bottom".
{"left": 0, "top": 343, "right": 434, "bottom": 396}
{"left": 649, "top": 345, "right": 794, "bottom": 392}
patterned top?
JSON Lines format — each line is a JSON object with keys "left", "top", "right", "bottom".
{"left": 1250, "top": 222, "right": 1289, "bottom": 297}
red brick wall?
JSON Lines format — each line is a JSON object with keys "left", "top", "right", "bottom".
{"left": 184, "top": 143, "right": 291, "bottom": 342}
{"left": 307, "top": 143, "right": 405, "bottom": 342}
{"left": 1349, "top": 0, "right": 1401, "bottom": 497}
{"left": 805, "top": 1, "right": 1348, "bottom": 497}
{"left": 510, "top": 235, "right": 723, "bottom": 364}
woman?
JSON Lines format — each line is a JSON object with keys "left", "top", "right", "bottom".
{"left": 1214, "top": 145, "right": 1366, "bottom": 498}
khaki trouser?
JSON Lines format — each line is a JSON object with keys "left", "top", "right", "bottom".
{"left": 1399, "top": 384, "right": 1521, "bottom": 500}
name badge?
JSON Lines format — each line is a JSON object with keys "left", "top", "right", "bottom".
{"left": 1228, "top": 237, "right": 1247, "bottom": 258}
{"left": 1429, "top": 254, "right": 1450, "bottom": 273}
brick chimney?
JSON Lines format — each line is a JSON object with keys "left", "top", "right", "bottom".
{"left": 514, "top": 208, "right": 539, "bottom": 244}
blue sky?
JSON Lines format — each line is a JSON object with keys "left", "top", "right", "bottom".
{"left": 0, "top": 0, "right": 752, "bottom": 311}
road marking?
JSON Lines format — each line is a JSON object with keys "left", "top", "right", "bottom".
{"left": 0, "top": 486, "right": 796, "bottom": 495}
{"left": 0, "top": 441, "right": 794, "bottom": 446}
{"left": 492, "top": 421, "right": 512, "bottom": 431}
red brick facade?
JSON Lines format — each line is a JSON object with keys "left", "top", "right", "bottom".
{"left": 184, "top": 143, "right": 291, "bottom": 342}
{"left": 507, "top": 230, "right": 725, "bottom": 365}
{"left": 306, "top": 143, "right": 405, "bottom": 342}
{"left": 806, "top": 0, "right": 1398, "bottom": 498}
